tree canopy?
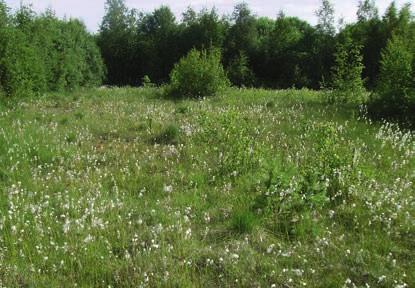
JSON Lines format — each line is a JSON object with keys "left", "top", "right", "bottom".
{"left": 0, "top": 1, "right": 104, "bottom": 98}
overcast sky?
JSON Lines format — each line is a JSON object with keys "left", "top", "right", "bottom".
{"left": 4, "top": 0, "right": 410, "bottom": 32}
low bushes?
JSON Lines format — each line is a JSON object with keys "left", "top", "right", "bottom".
{"left": 166, "top": 48, "right": 229, "bottom": 98}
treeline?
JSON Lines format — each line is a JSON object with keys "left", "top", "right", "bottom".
{"left": 0, "top": 1, "right": 105, "bottom": 98}
{"left": 97, "top": 0, "right": 414, "bottom": 91}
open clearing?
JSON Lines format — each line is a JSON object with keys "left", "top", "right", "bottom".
{"left": 0, "top": 88, "right": 414, "bottom": 287}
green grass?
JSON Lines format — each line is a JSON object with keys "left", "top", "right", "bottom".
{"left": 0, "top": 87, "right": 414, "bottom": 287}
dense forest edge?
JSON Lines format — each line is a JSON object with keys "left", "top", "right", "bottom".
{"left": 0, "top": 0, "right": 415, "bottom": 124}
{"left": 0, "top": 2, "right": 105, "bottom": 98}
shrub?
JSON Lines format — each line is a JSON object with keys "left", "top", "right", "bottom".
{"left": 329, "top": 33, "right": 366, "bottom": 104}
{"left": 369, "top": 35, "right": 414, "bottom": 123}
{"left": 196, "top": 109, "right": 259, "bottom": 176}
{"left": 167, "top": 48, "right": 229, "bottom": 98}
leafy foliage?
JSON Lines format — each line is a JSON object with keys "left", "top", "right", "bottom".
{"left": 369, "top": 35, "right": 415, "bottom": 122}
{"left": 167, "top": 48, "right": 229, "bottom": 98}
{"left": 357, "top": 0, "right": 378, "bottom": 22}
{"left": 329, "top": 33, "right": 366, "bottom": 104}
{"left": 0, "top": 24, "right": 46, "bottom": 97}
{"left": 0, "top": 3, "right": 104, "bottom": 98}
{"left": 227, "top": 50, "right": 255, "bottom": 87}
{"left": 316, "top": 0, "right": 335, "bottom": 36}
{"left": 180, "top": 8, "right": 226, "bottom": 52}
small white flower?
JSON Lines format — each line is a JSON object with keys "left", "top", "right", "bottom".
{"left": 83, "top": 234, "right": 94, "bottom": 243}
{"left": 185, "top": 228, "right": 192, "bottom": 240}
{"left": 378, "top": 275, "right": 386, "bottom": 283}
{"left": 163, "top": 185, "right": 173, "bottom": 193}
{"left": 292, "top": 269, "right": 303, "bottom": 277}
{"left": 63, "top": 220, "right": 70, "bottom": 234}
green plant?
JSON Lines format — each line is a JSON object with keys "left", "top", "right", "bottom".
{"left": 0, "top": 26, "right": 46, "bottom": 98}
{"left": 231, "top": 209, "right": 257, "bottom": 234}
{"left": 197, "top": 109, "right": 259, "bottom": 176}
{"left": 167, "top": 48, "right": 229, "bottom": 98}
{"left": 329, "top": 33, "right": 366, "bottom": 104}
{"left": 0, "top": 3, "right": 104, "bottom": 98}
{"left": 369, "top": 35, "right": 414, "bottom": 123}
{"left": 142, "top": 75, "right": 154, "bottom": 88}
{"left": 302, "top": 121, "right": 354, "bottom": 203}
{"left": 153, "top": 123, "right": 180, "bottom": 145}
{"left": 175, "top": 104, "right": 189, "bottom": 114}
{"left": 227, "top": 50, "right": 255, "bottom": 87}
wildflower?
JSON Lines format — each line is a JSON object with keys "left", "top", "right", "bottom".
{"left": 231, "top": 253, "right": 239, "bottom": 260}
{"left": 185, "top": 228, "right": 192, "bottom": 240}
{"left": 164, "top": 185, "right": 173, "bottom": 193}
{"left": 63, "top": 220, "right": 70, "bottom": 234}
{"left": 83, "top": 234, "right": 94, "bottom": 243}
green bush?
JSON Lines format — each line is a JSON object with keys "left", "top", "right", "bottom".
{"left": 0, "top": 27, "right": 46, "bottom": 97}
{"left": 167, "top": 48, "right": 229, "bottom": 98}
{"left": 196, "top": 109, "right": 259, "bottom": 176}
{"left": 369, "top": 35, "right": 414, "bottom": 123}
{"left": 328, "top": 33, "right": 366, "bottom": 104}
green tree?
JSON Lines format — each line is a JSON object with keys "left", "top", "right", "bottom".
{"left": 370, "top": 35, "right": 414, "bottom": 120}
{"left": 180, "top": 8, "right": 226, "bottom": 52}
{"left": 167, "top": 48, "right": 229, "bottom": 98}
{"left": 98, "top": 0, "right": 135, "bottom": 85}
{"left": 357, "top": 0, "right": 378, "bottom": 22}
{"left": 227, "top": 50, "right": 254, "bottom": 87}
{"left": 0, "top": 2, "right": 104, "bottom": 98}
{"left": 229, "top": 3, "right": 258, "bottom": 52}
{"left": 138, "top": 6, "right": 179, "bottom": 83}
{"left": 312, "top": 0, "right": 336, "bottom": 88}
{"left": 264, "top": 15, "right": 313, "bottom": 88}
{"left": 224, "top": 3, "right": 258, "bottom": 71}
{"left": 330, "top": 33, "right": 365, "bottom": 104}
{"left": 316, "top": 0, "right": 335, "bottom": 36}
{"left": 345, "top": 0, "right": 383, "bottom": 88}
{"left": 0, "top": 4, "right": 45, "bottom": 97}
{"left": 0, "top": 26, "right": 46, "bottom": 97}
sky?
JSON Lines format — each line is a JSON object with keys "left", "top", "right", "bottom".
{"left": 4, "top": 0, "right": 410, "bottom": 32}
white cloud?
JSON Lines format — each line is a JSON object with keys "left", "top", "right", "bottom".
{"left": 4, "top": 0, "right": 411, "bottom": 32}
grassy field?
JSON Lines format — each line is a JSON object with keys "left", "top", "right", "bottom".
{"left": 0, "top": 87, "right": 414, "bottom": 287}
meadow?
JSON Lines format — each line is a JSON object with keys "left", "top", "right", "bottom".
{"left": 0, "top": 87, "right": 414, "bottom": 287}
